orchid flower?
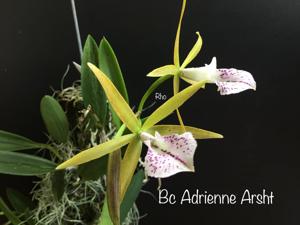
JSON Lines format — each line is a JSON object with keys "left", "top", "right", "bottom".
{"left": 55, "top": 63, "right": 222, "bottom": 225}
{"left": 56, "top": 63, "right": 223, "bottom": 193}
{"left": 147, "top": 0, "right": 256, "bottom": 96}
{"left": 181, "top": 57, "right": 256, "bottom": 95}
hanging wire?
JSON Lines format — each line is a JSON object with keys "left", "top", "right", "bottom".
{"left": 70, "top": 0, "right": 83, "bottom": 58}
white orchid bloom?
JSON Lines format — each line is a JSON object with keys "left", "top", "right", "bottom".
{"left": 140, "top": 131, "right": 197, "bottom": 178}
{"left": 181, "top": 57, "right": 256, "bottom": 95}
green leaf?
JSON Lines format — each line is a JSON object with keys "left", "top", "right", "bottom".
{"left": 77, "top": 156, "right": 108, "bottom": 181}
{"left": 40, "top": 95, "right": 69, "bottom": 143}
{"left": 51, "top": 170, "right": 65, "bottom": 201}
{"left": 99, "top": 37, "right": 129, "bottom": 103}
{"left": 142, "top": 81, "right": 205, "bottom": 131}
{"left": 0, "top": 151, "right": 56, "bottom": 176}
{"left": 120, "top": 138, "right": 142, "bottom": 200}
{"left": 0, "top": 197, "right": 23, "bottom": 225}
{"left": 6, "top": 188, "right": 34, "bottom": 213}
{"left": 99, "top": 37, "right": 129, "bottom": 129}
{"left": 148, "top": 125, "right": 223, "bottom": 139}
{"left": 56, "top": 134, "right": 136, "bottom": 170}
{"left": 138, "top": 75, "right": 172, "bottom": 113}
{"left": 147, "top": 65, "right": 179, "bottom": 77}
{"left": 81, "top": 35, "right": 107, "bottom": 125}
{"left": 120, "top": 170, "right": 144, "bottom": 223}
{"left": 0, "top": 130, "right": 42, "bottom": 151}
{"left": 99, "top": 197, "right": 114, "bottom": 225}
{"left": 6, "top": 189, "right": 35, "bottom": 225}
{"left": 88, "top": 63, "right": 141, "bottom": 133}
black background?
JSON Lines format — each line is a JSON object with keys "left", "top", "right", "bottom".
{"left": 0, "top": 0, "right": 300, "bottom": 224}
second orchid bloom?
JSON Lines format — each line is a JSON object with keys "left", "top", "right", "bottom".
{"left": 147, "top": 0, "right": 256, "bottom": 96}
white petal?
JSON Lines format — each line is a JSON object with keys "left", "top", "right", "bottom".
{"left": 207, "top": 57, "right": 217, "bottom": 69}
{"left": 181, "top": 57, "right": 220, "bottom": 83}
{"left": 216, "top": 68, "right": 256, "bottom": 95}
{"left": 144, "top": 132, "right": 197, "bottom": 178}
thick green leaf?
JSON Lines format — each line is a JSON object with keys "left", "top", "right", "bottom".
{"left": 56, "top": 134, "right": 136, "bottom": 170}
{"left": 0, "top": 130, "right": 42, "bottom": 151}
{"left": 6, "top": 189, "right": 35, "bottom": 225}
{"left": 142, "top": 81, "right": 205, "bottom": 131}
{"left": 77, "top": 156, "right": 107, "bottom": 181}
{"left": 81, "top": 35, "right": 107, "bottom": 125}
{"left": 99, "top": 197, "right": 113, "bottom": 225}
{"left": 40, "top": 95, "right": 69, "bottom": 143}
{"left": 120, "top": 170, "right": 144, "bottom": 223}
{"left": 51, "top": 170, "right": 65, "bottom": 201}
{"left": 138, "top": 75, "right": 172, "bottom": 113}
{"left": 148, "top": 125, "right": 223, "bottom": 139}
{"left": 0, "top": 151, "right": 56, "bottom": 176}
{"left": 0, "top": 197, "right": 22, "bottom": 225}
{"left": 99, "top": 37, "right": 129, "bottom": 103}
{"left": 88, "top": 63, "right": 141, "bottom": 133}
{"left": 99, "top": 37, "right": 129, "bottom": 129}
{"left": 6, "top": 188, "right": 34, "bottom": 213}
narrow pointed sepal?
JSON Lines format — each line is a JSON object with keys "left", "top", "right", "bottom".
{"left": 147, "top": 65, "right": 179, "bottom": 77}
{"left": 148, "top": 125, "right": 223, "bottom": 139}
{"left": 180, "top": 32, "right": 203, "bottom": 69}
{"left": 56, "top": 134, "right": 136, "bottom": 170}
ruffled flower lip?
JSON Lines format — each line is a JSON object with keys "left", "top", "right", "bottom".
{"left": 142, "top": 132, "right": 197, "bottom": 178}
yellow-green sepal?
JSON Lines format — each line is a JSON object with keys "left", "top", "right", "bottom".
{"left": 173, "top": 0, "right": 187, "bottom": 67}
{"left": 56, "top": 134, "right": 136, "bottom": 170}
{"left": 180, "top": 32, "right": 203, "bottom": 69}
{"left": 88, "top": 63, "right": 141, "bottom": 133}
{"left": 141, "top": 81, "right": 206, "bottom": 131}
{"left": 120, "top": 137, "right": 142, "bottom": 200}
{"left": 148, "top": 125, "right": 223, "bottom": 139}
{"left": 147, "top": 65, "right": 179, "bottom": 77}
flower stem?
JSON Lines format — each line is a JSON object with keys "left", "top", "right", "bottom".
{"left": 137, "top": 75, "right": 172, "bottom": 115}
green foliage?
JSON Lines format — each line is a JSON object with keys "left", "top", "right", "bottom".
{"left": 99, "top": 37, "right": 129, "bottom": 129}
{"left": 120, "top": 170, "right": 144, "bottom": 223}
{"left": 0, "top": 151, "right": 56, "bottom": 176}
{"left": 0, "top": 130, "right": 43, "bottom": 151}
{"left": 0, "top": 197, "right": 23, "bottom": 225}
{"left": 51, "top": 170, "right": 65, "bottom": 201}
{"left": 40, "top": 95, "right": 69, "bottom": 143}
{"left": 81, "top": 35, "right": 107, "bottom": 126}
{"left": 88, "top": 64, "right": 141, "bottom": 133}
{"left": 6, "top": 188, "right": 34, "bottom": 213}
{"left": 77, "top": 156, "right": 108, "bottom": 181}
{"left": 6, "top": 188, "right": 35, "bottom": 225}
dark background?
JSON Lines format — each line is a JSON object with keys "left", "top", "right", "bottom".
{"left": 0, "top": 0, "right": 300, "bottom": 224}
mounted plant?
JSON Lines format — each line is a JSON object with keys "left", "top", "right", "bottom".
{"left": 0, "top": 0, "right": 255, "bottom": 225}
